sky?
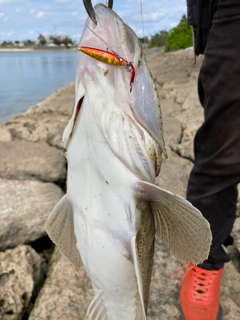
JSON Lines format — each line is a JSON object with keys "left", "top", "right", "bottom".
{"left": 0, "top": 0, "right": 187, "bottom": 43}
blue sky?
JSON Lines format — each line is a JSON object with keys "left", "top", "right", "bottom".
{"left": 0, "top": 0, "right": 187, "bottom": 43}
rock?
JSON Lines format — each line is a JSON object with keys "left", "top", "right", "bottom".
{"left": 29, "top": 248, "right": 94, "bottom": 320}
{"left": 0, "top": 113, "right": 70, "bottom": 149}
{"left": 237, "top": 184, "right": 240, "bottom": 217}
{"left": 161, "top": 98, "right": 182, "bottom": 146}
{"left": 182, "top": 83, "right": 201, "bottom": 111}
{"left": 157, "top": 149, "right": 193, "bottom": 198}
{"left": 148, "top": 240, "right": 182, "bottom": 320}
{"left": 0, "top": 179, "right": 64, "bottom": 250}
{"left": 221, "top": 262, "right": 240, "bottom": 319}
{"left": 232, "top": 217, "right": 240, "bottom": 252}
{"left": 0, "top": 245, "right": 42, "bottom": 320}
{"left": 0, "top": 141, "right": 66, "bottom": 183}
{"left": 170, "top": 128, "right": 196, "bottom": 162}
{"left": 0, "top": 83, "right": 74, "bottom": 149}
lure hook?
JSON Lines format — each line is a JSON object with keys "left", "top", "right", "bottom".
{"left": 83, "top": 0, "right": 113, "bottom": 25}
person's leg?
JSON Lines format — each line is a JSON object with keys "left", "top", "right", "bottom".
{"left": 180, "top": 1, "right": 240, "bottom": 319}
{"left": 187, "top": 173, "right": 239, "bottom": 269}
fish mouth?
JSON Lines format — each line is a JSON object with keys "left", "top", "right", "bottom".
{"left": 83, "top": 0, "right": 113, "bottom": 24}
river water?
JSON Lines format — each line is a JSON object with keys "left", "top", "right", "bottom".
{"left": 0, "top": 50, "right": 77, "bottom": 123}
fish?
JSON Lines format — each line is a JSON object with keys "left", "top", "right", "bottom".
{"left": 45, "top": 2, "right": 212, "bottom": 320}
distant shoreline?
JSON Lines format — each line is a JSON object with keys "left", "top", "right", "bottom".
{"left": 0, "top": 47, "right": 77, "bottom": 52}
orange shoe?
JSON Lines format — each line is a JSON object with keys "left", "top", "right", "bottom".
{"left": 180, "top": 264, "right": 224, "bottom": 320}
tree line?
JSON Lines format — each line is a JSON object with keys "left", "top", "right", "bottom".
{"left": 139, "top": 15, "right": 192, "bottom": 51}
{"left": 0, "top": 34, "right": 76, "bottom": 48}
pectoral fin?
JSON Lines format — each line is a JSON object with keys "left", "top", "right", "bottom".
{"left": 136, "top": 181, "right": 212, "bottom": 265}
{"left": 45, "top": 194, "right": 82, "bottom": 271}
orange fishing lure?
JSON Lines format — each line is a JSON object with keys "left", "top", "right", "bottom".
{"left": 78, "top": 46, "right": 135, "bottom": 92}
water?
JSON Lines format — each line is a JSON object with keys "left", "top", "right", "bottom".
{"left": 0, "top": 50, "right": 77, "bottom": 123}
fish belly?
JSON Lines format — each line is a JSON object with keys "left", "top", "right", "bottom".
{"left": 66, "top": 99, "right": 147, "bottom": 319}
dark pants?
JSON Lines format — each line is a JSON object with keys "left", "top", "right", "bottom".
{"left": 187, "top": 0, "right": 240, "bottom": 270}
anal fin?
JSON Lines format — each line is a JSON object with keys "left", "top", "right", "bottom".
{"left": 136, "top": 181, "right": 212, "bottom": 265}
{"left": 45, "top": 194, "right": 82, "bottom": 271}
{"left": 87, "top": 293, "right": 108, "bottom": 320}
{"left": 131, "top": 237, "right": 147, "bottom": 320}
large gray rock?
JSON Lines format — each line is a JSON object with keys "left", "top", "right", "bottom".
{"left": 0, "top": 141, "right": 66, "bottom": 183}
{"left": 0, "top": 179, "right": 64, "bottom": 250}
{"left": 29, "top": 248, "right": 94, "bottom": 320}
{"left": 0, "top": 245, "right": 42, "bottom": 320}
{"left": 0, "top": 113, "right": 69, "bottom": 149}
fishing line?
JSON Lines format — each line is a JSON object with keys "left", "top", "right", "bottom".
{"left": 140, "top": 0, "right": 146, "bottom": 48}
{"left": 87, "top": 26, "right": 110, "bottom": 48}
{"left": 87, "top": 26, "right": 123, "bottom": 57}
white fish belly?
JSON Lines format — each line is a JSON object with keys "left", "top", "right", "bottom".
{"left": 66, "top": 99, "right": 141, "bottom": 319}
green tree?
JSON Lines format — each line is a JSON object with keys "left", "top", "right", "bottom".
{"left": 138, "top": 36, "right": 149, "bottom": 44}
{"left": 50, "top": 36, "right": 61, "bottom": 46}
{"left": 38, "top": 34, "right": 46, "bottom": 46}
{"left": 61, "top": 36, "right": 73, "bottom": 48}
{"left": 165, "top": 16, "right": 192, "bottom": 52}
{"left": 148, "top": 30, "right": 169, "bottom": 48}
{"left": 23, "top": 39, "right": 35, "bottom": 46}
{"left": 1, "top": 40, "right": 13, "bottom": 47}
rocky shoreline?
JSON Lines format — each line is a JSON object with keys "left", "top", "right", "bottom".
{"left": 0, "top": 47, "right": 239, "bottom": 319}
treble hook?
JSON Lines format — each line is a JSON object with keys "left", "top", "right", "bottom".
{"left": 83, "top": 0, "right": 113, "bottom": 25}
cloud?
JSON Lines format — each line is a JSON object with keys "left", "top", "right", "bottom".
{"left": 36, "top": 11, "right": 44, "bottom": 19}
{"left": 30, "top": 9, "right": 35, "bottom": 15}
{"left": 146, "top": 10, "right": 166, "bottom": 21}
{"left": 0, "top": 12, "right": 4, "bottom": 17}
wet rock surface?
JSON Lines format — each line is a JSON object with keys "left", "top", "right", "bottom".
{"left": 0, "top": 47, "right": 239, "bottom": 319}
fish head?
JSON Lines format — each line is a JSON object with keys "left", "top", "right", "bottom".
{"left": 74, "top": 4, "right": 166, "bottom": 155}
{"left": 63, "top": 3, "right": 166, "bottom": 182}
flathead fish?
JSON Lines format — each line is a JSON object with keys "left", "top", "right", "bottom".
{"left": 46, "top": 2, "right": 212, "bottom": 319}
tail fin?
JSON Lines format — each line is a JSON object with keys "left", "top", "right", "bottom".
{"left": 136, "top": 181, "right": 212, "bottom": 265}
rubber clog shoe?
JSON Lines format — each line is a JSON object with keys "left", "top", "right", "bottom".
{"left": 180, "top": 264, "right": 224, "bottom": 320}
